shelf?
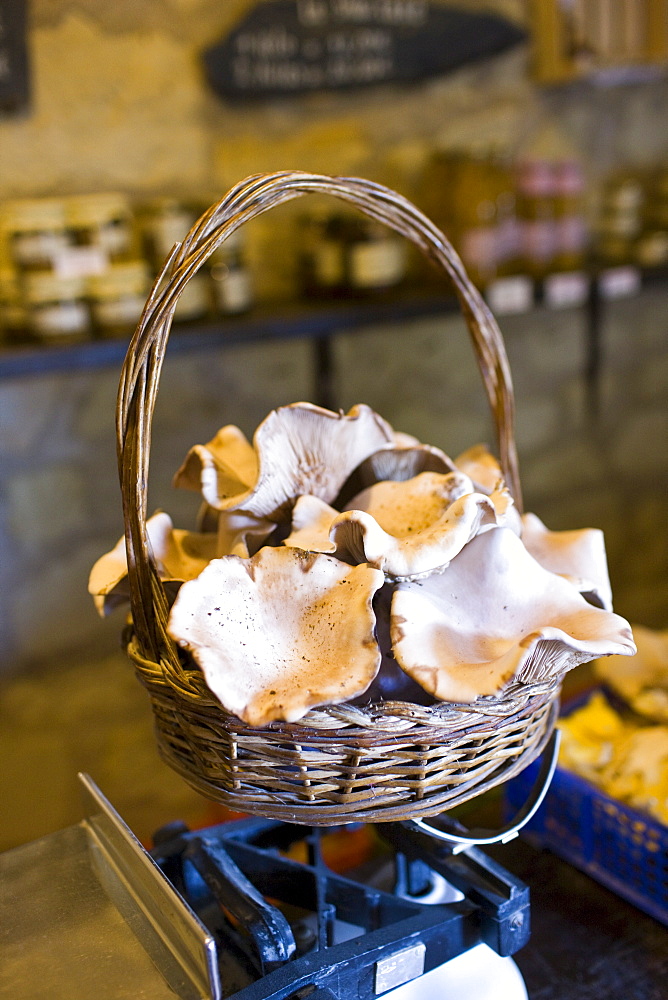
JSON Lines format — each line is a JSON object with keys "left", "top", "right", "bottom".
{"left": 0, "top": 287, "right": 460, "bottom": 381}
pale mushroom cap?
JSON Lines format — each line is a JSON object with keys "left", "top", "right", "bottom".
{"left": 283, "top": 494, "right": 338, "bottom": 554}
{"left": 174, "top": 425, "right": 258, "bottom": 508}
{"left": 167, "top": 546, "right": 385, "bottom": 726}
{"left": 390, "top": 527, "right": 635, "bottom": 703}
{"left": 521, "top": 511, "right": 613, "bottom": 611}
{"left": 88, "top": 512, "right": 218, "bottom": 616}
{"left": 335, "top": 442, "right": 456, "bottom": 506}
{"left": 454, "top": 443, "right": 503, "bottom": 493}
{"left": 333, "top": 472, "right": 514, "bottom": 579}
{"left": 175, "top": 402, "right": 394, "bottom": 521}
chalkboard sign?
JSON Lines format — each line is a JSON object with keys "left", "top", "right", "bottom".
{"left": 204, "top": 1, "right": 526, "bottom": 100}
{"left": 0, "top": 0, "right": 29, "bottom": 112}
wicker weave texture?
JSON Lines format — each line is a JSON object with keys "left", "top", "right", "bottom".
{"left": 118, "top": 172, "right": 562, "bottom": 824}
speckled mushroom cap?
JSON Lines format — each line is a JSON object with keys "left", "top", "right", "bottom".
{"left": 173, "top": 402, "right": 395, "bottom": 521}
{"left": 333, "top": 471, "right": 514, "bottom": 579}
{"left": 167, "top": 545, "right": 385, "bottom": 726}
{"left": 390, "top": 526, "right": 636, "bottom": 703}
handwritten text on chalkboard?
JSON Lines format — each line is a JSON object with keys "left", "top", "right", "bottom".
{"left": 204, "top": 1, "right": 525, "bottom": 100}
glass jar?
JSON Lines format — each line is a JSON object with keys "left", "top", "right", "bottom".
{"left": 208, "top": 230, "right": 253, "bottom": 315}
{"left": 553, "top": 160, "right": 588, "bottom": 272}
{"left": 64, "top": 192, "right": 134, "bottom": 264}
{"left": 24, "top": 271, "right": 90, "bottom": 342}
{"left": 516, "top": 160, "right": 559, "bottom": 280}
{"left": 1, "top": 198, "right": 70, "bottom": 273}
{"left": 342, "top": 214, "right": 407, "bottom": 294}
{"left": 88, "top": 260, "right": 150, "bottom": 338}
{"left": 137, "top": 197, "right": 197, "bottom": 271}
{"left": 298, "top": 209, "right": 347, "bottom": 297}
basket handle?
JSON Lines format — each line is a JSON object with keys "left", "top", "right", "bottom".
{"left": 116, "top": 171, "right": 521, "bottom": 663}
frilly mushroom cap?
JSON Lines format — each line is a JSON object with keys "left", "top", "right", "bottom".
{"left": 521, "top": 512, "right": 613, "bottom": 611}
{"left": 335, "top": 442, "right": 456, "bottom": 507}
{"left": 454, "top": 443, "right": 503, "bottom": 493}
{"left": 390, "top": 526, "right": 636, "bottom": 703}
{"left": 173, "top": 402, "right": 394, "bottom": 521}
{"left": 174, "top": 424, "right": 258, "bottom": 508}
{"left": 330, "top": 471, "right": 514, "bottom": 579}
{"left": 283, "top": 494, "right": 338, "bottom": 554}
{"left": 167, "top": 546, "right": 385, "bottom": 726}
{"left": 88, "top": 512, "right": 218, "bottom": 617}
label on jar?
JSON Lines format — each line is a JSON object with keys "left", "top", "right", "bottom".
{"left": 174, "top": 275, "right": 209, "bottom": 320}
{"left": 148, "top": 212, "right": 195, "bottom": 260}
{"left": 460, "top": 225, "right": 498, "bottom": 271}
{"left": 349, "top": 238, "right": 405, "bottom": 288}
{"left": 54, "top": 245, "right": 108, "bottom": 279}
{"left": 213, "top": 267, "right": 252, "bottom": 314}
{"left": 544, "top": 271, "right": 590, "bottom": 309}
{"left": 92, "top": 294, "right": 144, "bottom": 329}
{"left": 32, "top": 301, "right": 89, "bottom": 338}
{"left": 12, "top": 231, "right": 70, "bottom": 269}
{"left": 98, "top": 221, "right": 132, "bottom": 257}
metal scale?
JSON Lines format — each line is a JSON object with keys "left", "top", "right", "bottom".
{"left": 0, "top": 736, "right": 558, "bottom": 1000}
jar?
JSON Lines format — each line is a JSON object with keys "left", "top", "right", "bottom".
{"left": 1, "top": 198, "right": 70, "bottom": 272}
{"left": 208, "top": 230, "right": 253, "bottom": 315}
{"left": 88, "top": 260, "right": 149, "bottom": 337}
{"left": 63, "top": 192, "right": 134, "bottom": 271}
{"left": 137, "top": 197, "right": 210, "bottom": 321}
{"left": 24, "top": 271, "right": 90, "bottom": 342}
{"left": 65, "top": 192, "right": 133, "bottom": 257}
{"left": 516, "top": 160, "right": 559, "bottom": 280}
{"left": 341, "top": 214, "right": 407, "bottom": 294}
{"left": 298, "top": 209, "right": 347, "bottom": 297}
{"left": 137, "top": 197, "right": 197, "bottom": 271}
{"left": 553, "top": 160, "right": 588, "bottom": 272}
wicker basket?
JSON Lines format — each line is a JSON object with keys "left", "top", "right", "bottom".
{"left": 118, "top": 171, "right": 561, "bottom": 825}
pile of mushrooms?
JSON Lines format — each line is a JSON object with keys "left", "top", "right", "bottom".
{"left": 90, "top": 402, "right": 635, "bottom": 727}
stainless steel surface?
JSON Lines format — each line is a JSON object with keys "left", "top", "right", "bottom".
{"left": 0, "top": 774, "right": 220, "bottom": 1000}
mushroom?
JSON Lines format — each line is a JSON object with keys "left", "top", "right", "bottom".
{"left": 88, "top": 511, "right": 218, "bottom": 617}
{"left": 173, "top": 402, "right": 395, "bottom": 521}
{"left": 335, "top": 441, "right": 456, "bottom": 507}
{"left": 520, "top": 512, "right": 613, "bottom": 610}
{"left": 594, "top": 624, "right": 668, "bottom": 722}
{"left": 390, "top": 526, "right": 636, "bottom": 703}
{"left": 167, "top": 546, "right": 385, "bottom": 726}
{"left": 454, "top": 443, "right": 505, "bottom": 493}
{"left": 283, "top": 494, "right": 339, "bottom": 555}
{"left": 174, "top": 424, "right": 258, "bottom": 509}
{"left": 330, "top": 471, "right": 514, "bottom": 579}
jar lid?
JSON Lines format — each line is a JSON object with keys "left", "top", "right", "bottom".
{"left": 1, "top": 198, "right": 67, "bottom": 234}
{"left": 64, "top": 192, "right": 132, "bottom": 228}
{"left": 87, "top": 260, "right": 149, "bottom": 299}
{"left": 24, "top": 270, "right": 87, "bottom": 304}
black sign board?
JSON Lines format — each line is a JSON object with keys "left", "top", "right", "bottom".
{"left": 204, "top": 1, "right": 526, "bottom": 100}
{"left": 0, "top": 0, "right": 29, "bottom": 112}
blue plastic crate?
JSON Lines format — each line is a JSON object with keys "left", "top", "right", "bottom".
{"left": 505, "top": 729, "right": 668, "bottom": 926}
